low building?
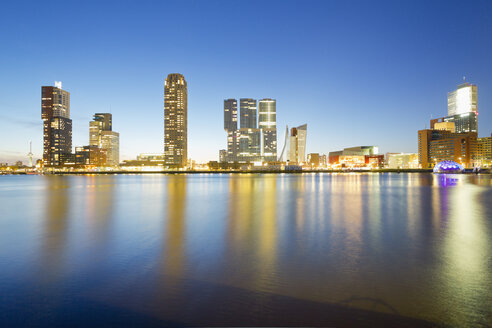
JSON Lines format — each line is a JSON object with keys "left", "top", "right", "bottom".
{"left": 329, "top": 146, "right": 382, "bottom": 168}
{"left": 387, "top": 153, "right": 419, "bottom": 169}
{"left": 307, "top": 153, "right": 320, "bottom": 167}
{"left": 477, "top": 134, "right": 492, "bottom": 167}
{"left": 418, "top": 129, "right": 479, "bottom": 169}
{"left": 75, "top": 146, "right": 107, "bottom": 166}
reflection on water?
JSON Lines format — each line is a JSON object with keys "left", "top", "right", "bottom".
{"left": 0, "top": 173, "right": 491, "bottom": 327}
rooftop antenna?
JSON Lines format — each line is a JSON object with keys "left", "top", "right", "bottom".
{"left": 27, "top": 141, "right": 33, "bottom": 167}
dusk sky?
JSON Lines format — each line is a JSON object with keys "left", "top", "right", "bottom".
{"left": 1, "top": 0, "right": 491, "bottom": 163}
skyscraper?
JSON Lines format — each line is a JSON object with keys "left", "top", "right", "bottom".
{"left": 41, "top": 82, "right": 72, "bottom": 166}
{"left": 89, "top": 113, "right": 112, "bottom": 147}
{"left": 224, "top": 99, "right": 239, "bottom": 162}
{"left": 288, "top": 124, "right": 307, "bottom": 164}
{"left": 164, "top": 73, "right": 187, "bottom": 167}
{"left": 448, "top": 82, "right": 477, "bottom": 116}
{"left": 239, "top": 98, "right": 260, "bottom": 162}
{"left": 89, "top": 113, "right": 119, "bottom": 166}
{"left": 258, "top": 99, "right": 277, "bottom": 162}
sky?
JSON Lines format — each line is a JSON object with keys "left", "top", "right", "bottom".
{"left": 0, "top": 0, "right": 491, "bottom": 163}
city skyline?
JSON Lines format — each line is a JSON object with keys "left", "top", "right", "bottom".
{"left": 1, "top": 1, "right": 492, "bottom": 163}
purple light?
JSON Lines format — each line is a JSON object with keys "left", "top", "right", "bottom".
{"left": 433, "top": 161, "right": 464, "bottom": 173}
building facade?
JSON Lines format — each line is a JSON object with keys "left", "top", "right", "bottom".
{"left": 418, "top": 129, "right": 479, "bottom": 168}
{"left": 164, "top": 73, "right": 187, "bottom": 167}
{"left": 224, "top": 99, "right": 239, "bottom": 162}
{"left": 89, "top": 113, "right": 119, "bottom": 166}
{"left": 238, "top": 98, "right": 260, "bottom": 162}
{"left": 258, "top": 99, "right": 277, "bottom": 162}
{"left": 288, "top": 124, "right": 307, "bottom": 164}
{"left": 41, "top": 82, "right": 72, "bottom": 166}
{"left": 447, "top": 82, "right": 477, "bottom": 116}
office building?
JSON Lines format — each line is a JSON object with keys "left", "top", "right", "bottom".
{"left": 427, "top": 82, "right": 479, "bottom": 134}
{"left": 387, "top": 153, "right": 419, "bottom": 169}
{"left": 224, "top": 99, "right": 239, "bottom": 162}
{"left": 447, "top": 82, "right": 477, "bottom": 116}
{"left": 41, "top": 82, "right": 72, "bottom": 166}
{"left": 418, "top": 129, "right": 479, "bottom": 168}
{"left": 89, "top": 113, "right": 112, "bottom": 146}
{"left": 89, "top": 113, "right": 119, "bottom": 166}
{"left": 164, "top": 73, "right": 187, "bottom": 167}
{"left": 307, "top": 153, "right": 320, "bottom": 167}
{"left": 100, "top": 131, "right": 120, "bottom": 166}
{"left": 431, "top": 112, "right": 477, "bottom": 134}
{"left": 288, "top": 124, "right": 307, "bottom": 164}
{"left": 219, "top": 149, "right": 227, "bottom": 163}
{"left": 75, "top": 145, "right": 106, "bottom": 166}
{"left": 238, "top": 98, "right": 260, "bottom": 162}
{"left": 477, "top": 135, "right": 492, "bottom": 167}
{"left": 259, "top": 99, "right": 277, "bottom": 162}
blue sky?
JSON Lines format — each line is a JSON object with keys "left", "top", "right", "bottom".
{"left": 0, "top": 0, "right": 491, "bottom": 163}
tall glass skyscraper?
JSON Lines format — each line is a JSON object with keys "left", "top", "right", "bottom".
{"left": 224, "top": 99, "right": 239, "bottom": 162}
{"left": 448, "top": 82, "right": 477, "bottom": 116}
{"left": 41, "top": 82, "right": 72, "bottom": 166}
{"left": 164, "top": 73, "right": 187, "bottom": 167}
{"left": 259, "top": 99, "right": 277, "bottom": 162}
{"left": 238, "top": 98, "right": 260, "bottom": 162}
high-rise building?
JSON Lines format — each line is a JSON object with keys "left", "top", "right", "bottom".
{"left": 41, "top": 82, "right": 72, "bottom": 166}
{"left": 89, "top": 113, "right": 119, "bottom": 166}
{"left": 430, "top": 112, "right": 477, "bottom": 134}
{"left": 219, "top": 149, "right": 227, "bottom": 163}
{"left": 428, "top": 82, "right": 479, "bottom": 134}
{"left": 101, "top": 131, "right": 120, "bottom": 166}
{"left": 448, "top": 82, "right": 477, "bottom": 116}
{"left": 164, "top": 73, "right": 187, "bottom": 167}
{"left": 259, "top": 99, "right": 277, "bottom": 162}
{"left": 288, "top": 124, "right": 307, "bottom": 164}
{"left": 239, "top": 98, "right": 260, "bottom": 162}
{"left": 224, "top": 99, "right": 239, "bottom": 162}
{"left": 89, "top": 113, "right": 112, "bottom": 147}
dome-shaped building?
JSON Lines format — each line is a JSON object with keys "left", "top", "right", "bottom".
{"left": 433, "top": 161, "right": 464, "bottom": 173}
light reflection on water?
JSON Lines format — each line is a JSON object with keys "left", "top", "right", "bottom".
{"left": 0, "top": 173, "right": 491, "bottom": 327}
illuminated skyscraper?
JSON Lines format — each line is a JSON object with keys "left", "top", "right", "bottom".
{"left": 89, "top": 113, "right": 119, "bottom": 166}
{"left": 224, "top": 99, "right": 239, "bottom": 162}
{"left": 41, "top": 82, "right": 72, "bottom": 166}
{"left": 239, "top": 98, "right": 260, "bottom": 162}
{"left": 448, "top": 82, "right": 477, "bottom": 116}
{"left": 259, "top": 99, "right": 277, "bottom": 162}
{"left": 89, "top": 113, "right": 112, "bottom": 147}
{"left": 164, "top": 73, "right": 187, "bottom": 167}
{"left": 288, "top": 124, "right": 307, "bottom": 164}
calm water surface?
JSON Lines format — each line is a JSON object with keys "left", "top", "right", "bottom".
{"left": 0, "top": 173, "right": 491, "bottom": 327}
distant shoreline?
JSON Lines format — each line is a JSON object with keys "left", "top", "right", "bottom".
{"left": 3, "top": 168, "right": 491, "bottom": 175}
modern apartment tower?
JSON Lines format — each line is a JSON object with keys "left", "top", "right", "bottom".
{"left": 259, "top": 99, "right": 277, "bottom": 162}
{"left": 41, "top": 82, "right": 72, "bottom": 166}
{"left": 288, "top": 124, "right": 307, "bottom": 164}
{"left": 89, "top": 113, "right": 120, "bottom": 166}
{"left": 224, "top": 99, "right": 239, "bottom": 162}
{"left": 239, "top": 98, "right": 260, "bottom": 162}
{"left": 164, "top": 73, "right": 188, "bottom": 167}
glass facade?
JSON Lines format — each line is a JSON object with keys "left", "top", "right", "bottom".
{"left": 259, "top": 99, "right": 277, "bottom": 162}
{"left": 41, "top": 84, "right": 72, "bottom": 166}
{"left": 164, "top": 74, "right": 187, "bottom": 167}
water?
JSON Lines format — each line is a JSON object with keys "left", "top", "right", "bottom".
{"left": 0, "top": 173, "right": 491, "bottom": 327}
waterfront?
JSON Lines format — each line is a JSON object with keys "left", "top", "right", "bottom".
{"left": 0, "top": 173, "right": 491, "bottom": 327}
